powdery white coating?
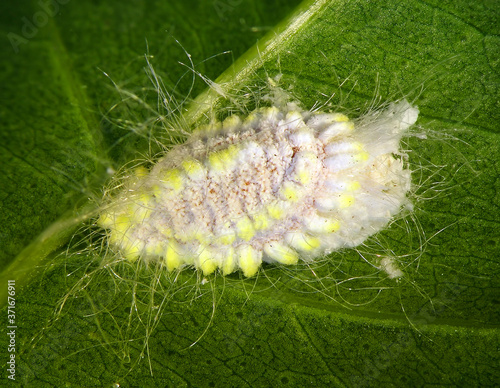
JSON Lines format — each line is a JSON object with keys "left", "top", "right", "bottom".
{"left": 98, "top": 100, "right": 419, "bottom": 277}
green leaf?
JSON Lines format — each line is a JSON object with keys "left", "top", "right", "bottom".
{"left": 1, "top": 0, "right": 499, "bottom": 386}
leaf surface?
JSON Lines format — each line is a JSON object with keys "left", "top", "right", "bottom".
{"left": 1, "top": 0, "right": 498, "bottom": 386}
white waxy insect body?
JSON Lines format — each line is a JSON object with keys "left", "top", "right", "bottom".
{"left": 98, "top": 99, "right": 419, "bottom": 277}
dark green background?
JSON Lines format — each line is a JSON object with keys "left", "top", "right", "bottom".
{"left": 0, "top": 0, "right": 499, "bottom": 386}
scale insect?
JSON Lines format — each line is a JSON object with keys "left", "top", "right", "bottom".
{"left": 97, "top": 85, "right": 419, "bottom": 278}
{"left": 27, "top": 65, "right": 462, "bottom": 381}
